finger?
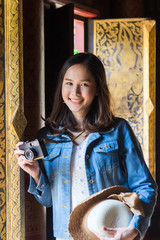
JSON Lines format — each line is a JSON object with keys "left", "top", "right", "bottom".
{"left": 17, "top": 155, "right": 27, "bottom": 163}
{"left": 103, "top": 227, "right": 117, "bottom": 233}
{"left": 14, "top": 150, "right": 25, "bottom": 161}
{"left": 94, "top": 234, "right": 113, "bottom": 240}
{"left": 18, "top": 155, "right": 35, "bottom": 165}
{"left": 14, "top": 149, "right": 24, "bottom": 155}
{"left": 93, "top": 230, "right": 115, "bottom": 240}
{"left": 17, "top": 159, "right": 31, "bottom": 173}
{"left": 16, "top": 142, "right": 24, "bottom": 149}
{"left": 23, "top": 159, "right": 35, "bottom": 165}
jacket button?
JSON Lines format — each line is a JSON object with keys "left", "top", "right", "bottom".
{"left": 86, "top": 154, "right": 89, "bottom": 159}
{"left": 40, "top": 184, "right": 44, "bottom": 188}
{"left": 89, "top": 179, "right": 94, "bottom": 184}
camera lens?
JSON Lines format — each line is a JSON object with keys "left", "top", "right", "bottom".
{"left": 24, "top": 149, "right": 36, "bottom": 161}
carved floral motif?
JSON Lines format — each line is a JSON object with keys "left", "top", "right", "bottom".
{"left": 94, "top": 19, "right": 155, "bottom": 176}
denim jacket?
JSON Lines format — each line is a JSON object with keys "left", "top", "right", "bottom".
{"left": 28, "top": 117, "right": 157, "bottom": 239}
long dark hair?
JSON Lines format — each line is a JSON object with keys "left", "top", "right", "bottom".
{"left": 45, "top": 52, "right": 114, "bottom": 133}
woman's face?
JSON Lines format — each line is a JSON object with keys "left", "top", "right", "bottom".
{"left": 62, "top": 64, "right": 97, "bottom": 122}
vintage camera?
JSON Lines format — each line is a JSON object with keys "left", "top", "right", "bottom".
{"left": 19, "top": 139, "right": 48, "bottom": 161}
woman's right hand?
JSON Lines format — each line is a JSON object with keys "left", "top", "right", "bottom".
{"left": 94, "top": 226, "right": 139, "bottom": 240}
{"left": 14, "top": 142, "right": 41, "bottom": 185}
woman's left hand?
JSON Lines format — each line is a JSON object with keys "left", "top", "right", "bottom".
{"left": 94, "top": 226, "right": 139, "bottom": 240}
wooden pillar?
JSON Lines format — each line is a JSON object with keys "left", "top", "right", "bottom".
{"left": 0, "top": 1, "right": 7, "bottom": 239}
{"left": 23, "top": 0, "right": 46, "bottom": 239}
{"left": 2, "top": 0, "right": 26, "bottom": 239}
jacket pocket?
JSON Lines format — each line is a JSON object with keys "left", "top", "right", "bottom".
{"left": 93, "top": 140, "right": 119, "bottom": 171}
{"left": 44, "top": 147, "right": 61, "bottom": 161}
{"left": 43, "top": 147, "right": 61, "bottom": 178}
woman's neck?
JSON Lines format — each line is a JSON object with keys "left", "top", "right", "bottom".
{"left": 67, "top": 129, "right": 89, "bottom": 145}
{"left": 72, "top": 113, "right": 85, "bottom": 130}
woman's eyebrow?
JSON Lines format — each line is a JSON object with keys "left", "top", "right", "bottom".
{"left": 64, "top": 78, "right": 92, "bottom": 82}
{"left": 64, "top": 78, "right": 73, "bottom": 81}
{"left": 81, "top": 79, "right": 92, "bottom": 82}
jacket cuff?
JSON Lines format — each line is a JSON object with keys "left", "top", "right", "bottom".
{"left": 129, "top": 215, "right": 150, "bottom": 239}
{"left": 28, "top": 172, "right": 47, "bottom": 196}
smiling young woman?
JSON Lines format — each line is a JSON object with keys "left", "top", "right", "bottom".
{"left": 14, "top": 53, "right": 157, "bottom": 240}
{"left": 45, "top": 52, "right": 113, "bottom": 134}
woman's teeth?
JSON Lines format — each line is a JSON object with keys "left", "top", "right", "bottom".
{"left": 70, "top": 99, "right": 81, "bottom": 103}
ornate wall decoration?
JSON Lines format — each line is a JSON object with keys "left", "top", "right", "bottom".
{"left": 0, "top": 1, "right": 6, "bottom": 239}
{"left": 3, "top": 0, "right": 27, "bottom": 239}
{"left": 94, "top": 19, "right": 156, "bottom": 177}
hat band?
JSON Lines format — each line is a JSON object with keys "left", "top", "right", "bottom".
{"left": 108, "top": 191, "right": 145, "bottom": 217}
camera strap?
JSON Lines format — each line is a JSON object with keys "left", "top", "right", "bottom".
{"left": 44, "top": 129, "right": 85, "bottom": 144}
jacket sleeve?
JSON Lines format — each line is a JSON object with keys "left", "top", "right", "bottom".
{"left": 120, "top": 119, "right": 158, "bottom": 239}
{"left": 27, "top": 126, "right": 53, "bottom": 207}
{"left": 28, "top": 170, "right": 52, "bottom": 207}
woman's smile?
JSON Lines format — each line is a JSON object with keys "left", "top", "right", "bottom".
{"left": 69, "top": 98, "right": 83, "bottom": 103}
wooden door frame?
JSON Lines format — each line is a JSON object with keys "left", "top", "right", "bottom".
{"left": 1, "top": 0, "right": 27, "bottom": 239}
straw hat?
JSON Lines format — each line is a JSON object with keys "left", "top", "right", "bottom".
{"left": 69, "top": 185, "right": 144, "bottom": 240}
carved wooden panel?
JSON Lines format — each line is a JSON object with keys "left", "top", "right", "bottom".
{"left": 2, "top": 0, "right": 27, "bottom": 239}
{"left": 94, "top": 19, "right": 156, "bottom": 178}
{"left": 0, "top": 1, "right": 6, "bottom": 239}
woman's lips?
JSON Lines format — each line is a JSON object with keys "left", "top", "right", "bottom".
{"left": 69, "top": 98, "right": 82, "bottom": 103}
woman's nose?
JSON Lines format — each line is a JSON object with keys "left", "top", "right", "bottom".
{"left": 72, "top": 85, "right": 81, "bottom": 95}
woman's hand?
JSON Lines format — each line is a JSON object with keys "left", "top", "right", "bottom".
{"left": 94, "top": 226, "right": 139, "bottom": 240}
{"left": 14, "top": 142, "right": 41, "bottom": 185}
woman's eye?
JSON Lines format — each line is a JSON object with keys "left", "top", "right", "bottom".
{"left": 66, "top": 82, "right": 72, "bottom": 85}
{"left": 81, "top": 83, "right": 89, "bottom": 87}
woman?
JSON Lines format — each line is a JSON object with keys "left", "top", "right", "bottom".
{"left": 15, "top": 53, "right": 157, "bottom": 240}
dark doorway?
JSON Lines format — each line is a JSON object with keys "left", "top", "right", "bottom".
{"left": 44, "top": 3, "right": 74, "bottom": 118}
{"left": 44, "top": 3, "right": 74, "bottom": 239}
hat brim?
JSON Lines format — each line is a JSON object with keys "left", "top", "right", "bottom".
{"left": 69, "top": 185, "right": 131, "bottom": 240}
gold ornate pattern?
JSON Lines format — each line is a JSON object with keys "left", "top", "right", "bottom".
{"left": 0, "top": 1, "right": 6, "bottom": 239}
{"left": 94, "top": 19, "right": 155, "bottom": 176}
{"left": 148, "top": 21, "right": 156, "bottom": 178}
{"left": 4, "top": 0, "right": 26, "bottom": 239}
{"left": 11, "top": 106, "right": 27, "bottom": 139}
